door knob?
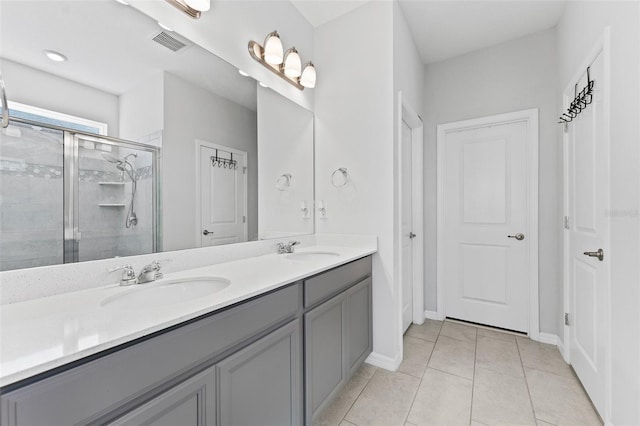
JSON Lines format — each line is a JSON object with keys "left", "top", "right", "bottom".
{"left": 583, "top": 248, "right": 604, "bottom": 261}
{"left": 409, "top": 232, "right": 417, "bottom": 239}
{"left": 202, "top": 230, "right": 213, "bottom": 236}
{"left": 507, "top": 233, "right": 525, "bottom": 241}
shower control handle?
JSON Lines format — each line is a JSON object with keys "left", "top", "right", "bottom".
{"left": 202, "top": 230, "right": 214, "bottom": 236}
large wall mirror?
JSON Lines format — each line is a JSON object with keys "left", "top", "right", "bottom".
{"left": 0, "top": 0, "right": 314, "bottom": 272}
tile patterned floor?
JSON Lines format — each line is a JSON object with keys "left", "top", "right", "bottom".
{"left": 315, "top": 319, "right": 602, "bottom": 426}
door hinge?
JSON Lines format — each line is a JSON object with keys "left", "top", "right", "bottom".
{"left": 565, "top": 313, "right": 570, "bottom": 326}
{"left": 243, "top": 215, "right": 246, "bottom": 223}
{"left": 564, "top": 216, "right": 570, "bottom": 230}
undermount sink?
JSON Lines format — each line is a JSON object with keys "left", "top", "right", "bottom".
{"left": 285, "top": 251, "right": 340, "bottom": 261}
{"left": 101, "top": 277, "right": 231, "bottom": 310}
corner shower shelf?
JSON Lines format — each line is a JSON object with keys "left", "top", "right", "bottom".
{"left": 98, "top": 204, "right": 126, "bottom": 207}
{"left": 98, "top": 182, "right": 125, "bottom": 186}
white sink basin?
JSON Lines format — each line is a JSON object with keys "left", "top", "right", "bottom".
{"left": 101, "top": 277, "right": 231, "bottom": 310}
{"left": 285, "top": 251, "right": 340, "bottom": 261}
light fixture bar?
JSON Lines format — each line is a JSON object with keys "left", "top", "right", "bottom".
{"left": 164, "top": 0, "right": 201, "bottom": 19}
{"left": 248, "top": 40, "right": 304, "bottom": 90}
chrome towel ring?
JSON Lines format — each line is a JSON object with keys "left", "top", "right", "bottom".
{"left": 331, "top": 167, "right": 350, "bottom": 187}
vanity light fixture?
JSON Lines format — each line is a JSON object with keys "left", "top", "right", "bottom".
{"left": 259, "top": 82, "right": 269, "bottom": 88}
{"left": 263, "top": 31, "right": 284, "bottom": 65}
{"left": 43, "top": 50, "right": 67, "bottom": 62}
{"left": 164, "top": 0, "right": 208, "bottom": 19}
{"left": 248, "top": 31, "right": 316, "bottom": 90}
{"left": 238, "top": 70, "right": 249, "bottom": 77}
{"left": 115, "top": 0, "right": 130, "bottom": 5}
{"left": 300, "top": 62, "right": 316, "bottom": 89}
{"left": 283, "top": 48, "right": 301, "bottom": 78}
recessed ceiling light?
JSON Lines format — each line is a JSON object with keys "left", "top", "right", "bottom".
{"left": 115, "top": 0, "right": 129, "bottom": 5}
{"left": 43, "top": 50, "right": 67, "bottom": 62}
{"left": 238, "top": 70, "right": 249, "bottom": 77}
{"left": 158, "top": 22, "right": 173, "bottom": 32}
{"left": 259, "top": 82, "right": 268, "bottom": 88}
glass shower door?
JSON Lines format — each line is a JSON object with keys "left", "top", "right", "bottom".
{"left": 0, "top": 121, "right": 64, "bottom": 271}
{"left": 75, "top": 135, "right": 157, "bottom": 262}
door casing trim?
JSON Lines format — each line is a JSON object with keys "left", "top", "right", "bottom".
{"left": 436, "top": 108, "right": 540, "bottom": 340}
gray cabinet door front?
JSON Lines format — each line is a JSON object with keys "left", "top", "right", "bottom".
{"left": 217, "top": 319, "right": 302, "bottom": 426}
{"left": 109, "top": 367, "right": 216, "bottom": 426}
{"left": 304, "top": 293, "right": 347, "bottom": 424}
{"left": 346, "top": 277, "right": 373, "bottom": 374}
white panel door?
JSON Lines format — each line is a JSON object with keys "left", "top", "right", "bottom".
{"left": 199, "top": 144, "right": 247, "bottom": 247}
{"left": 567, "top": 51, "right": 608, "bottom": 416}
{"left": 443, "top": 120, "right": 529, "bottom": 331}
{"left": 401, "top": 120, "right": 413, "bottom": 333}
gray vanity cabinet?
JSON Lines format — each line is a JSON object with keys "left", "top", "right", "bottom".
{"left": 217, "top": 319, "right": 302, "bottom": 426}
{"left": 303, "top": 256, "right": 373, "bottom": 425}
{"left": 346, "top": 277, "right": 372, "bottom": 375}
{"left": 304, "top": 292, "right": 348, "bottom": 422}
{"left": 0, "top": 255, "right": 373, "bottom": 426}
{"left": 109, "top": 367, "right": 216, "bottom": 426}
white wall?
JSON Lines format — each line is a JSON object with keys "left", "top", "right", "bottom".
{"left": 162, "top": 72, "right": 257, "bottom": 251}
{"left": 315, "top": 1, "right": 400, "bottom": 368}
{"left": 118, "top": 72, "right": 164, "bottom": 142}
{"left": 1, "top": 59, "right": 119, "bottom": 135}
{"left": 557, "top": 2, "right": 640, "bottom": 424}
{"left": 130, "top": 0, "right": 314, "bottom": 111}
{"left": 422, "top": 29, "right": 560, "bottom": 335}
{"left": 257, "top": 86, "right": 314, "bottom": 239}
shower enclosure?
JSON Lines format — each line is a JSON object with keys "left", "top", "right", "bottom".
{"left": 0, "top": 117, "right": 160, "bottom": 271}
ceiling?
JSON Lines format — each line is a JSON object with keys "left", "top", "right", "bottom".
{"left": 289, "top": 0, "right": 567, "bottom": 64}
{"left": 0, "top": 0, "right": 257, "bottom": 110}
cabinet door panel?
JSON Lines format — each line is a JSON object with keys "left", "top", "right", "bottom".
{"left": 109, "top": 367, "right": 215, "bottom": 426}
{"left": 304, "top": 293, "right": 346, "bottom": 423}
{"left": 347, "top": 277, "right": 373, "bottom": 374}
{"left": 217, "top": 319, "right": 302, "bottom": 426}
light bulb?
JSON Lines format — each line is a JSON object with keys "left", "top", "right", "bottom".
{"left": 300, "top": 62, "right": 316, "bottom": 88}
{"left": 263, "top": 31, "right": 283, "bottom": 65}
{"left": 185, "top": 0, "right": 210, "bottom": 12}
{"left": 283, "top": 48, "right": 301, "bottom": 78}
{"left": 43, "top": 50, "right": 67, "bottom": 62}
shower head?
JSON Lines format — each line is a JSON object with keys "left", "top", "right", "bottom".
{"left": 102, "top": 153, "right": 120, "bottom": 164}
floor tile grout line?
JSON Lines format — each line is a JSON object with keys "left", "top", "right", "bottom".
{"left": 404, "top": 323, "right": 441, "bottom": 425}
{"left": 469, "top": 328, "right": 479, "bottom": 426}
{"left": 338, "top": 368, "right": 378, "bottom": 425}
{"left": 515, "top": 336, "right": 540, "bottom": 423}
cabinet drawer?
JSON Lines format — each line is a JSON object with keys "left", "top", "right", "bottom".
{"left": 304, "top": 256, "right": 371, "bottom": 308}
{"left": 0, "top": 283, "right": 301, "bottom": 426}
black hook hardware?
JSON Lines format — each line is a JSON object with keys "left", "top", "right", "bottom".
{"left": 558, "top": 66, "right": 595, "bottom": 125}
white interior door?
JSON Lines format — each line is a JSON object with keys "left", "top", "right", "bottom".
{"left": 401, "top": 119, "right": 414, "bottom": 333}
{"left": 442, "top": 118, "right": 531, "bottom": 332}
{"left": 566, "top": 50, "right": 608, "bottom": 417}
{"left": 199, "top": 144, "right": 247, "bottom": 247}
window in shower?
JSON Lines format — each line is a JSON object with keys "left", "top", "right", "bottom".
{"left": 8, "top": 101, "right": 108, "bottom": 135}
{"left": 0, "top": 115, "right": 159, "bottom": 271}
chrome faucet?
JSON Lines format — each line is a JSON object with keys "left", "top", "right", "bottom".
{"left": 108, "top": 265, "right": 137, "bottom": 286}
{"left": 276, "top": 241, "right": 301, "bottom": 254}
{"left": 137, "top": 260, "right": 163, "bottom": 284}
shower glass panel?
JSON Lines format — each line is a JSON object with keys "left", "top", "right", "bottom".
{"left": 0, "top": 117, "right": 159, "bottom": 271}
{"left": 75, "top": 135, "right": 157, "bottom": 262}
{"left": 0, "top": 121, "right": 64, "bottom": 271}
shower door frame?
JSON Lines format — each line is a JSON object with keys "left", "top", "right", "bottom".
{"left": 8, "top": 116, "right": 161, "bottom": 265}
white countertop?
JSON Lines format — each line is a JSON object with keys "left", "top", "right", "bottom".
{"left": 0, "top": 243, "right": 376, "bottom": 388}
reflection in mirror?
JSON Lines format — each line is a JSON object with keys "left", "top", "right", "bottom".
{"left": 0, "top": 0, "right": 314, "bottom": 272}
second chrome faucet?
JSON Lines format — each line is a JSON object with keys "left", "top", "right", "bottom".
{"left": 108, "top": 260, "right": 166, "bottom": 286}
{"left": 276, "top": 241, "right": 301, "bottom": 254}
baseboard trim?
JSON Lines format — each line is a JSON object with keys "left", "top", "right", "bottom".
{"left": 536, "top": 332, "right": 559, "bottom": 346}
{"left": 556, "top": 335, "right": 566, "bottom": 360}
{"left": 365, "top": 351, "right": 402, "bottom": 371}
{"left": 423, "top": 310, "right": 439, "bottom": 320}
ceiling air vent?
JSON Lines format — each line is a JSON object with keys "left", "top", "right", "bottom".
{"left": 152, "top": 31, "right": 188, "bottom": 52}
